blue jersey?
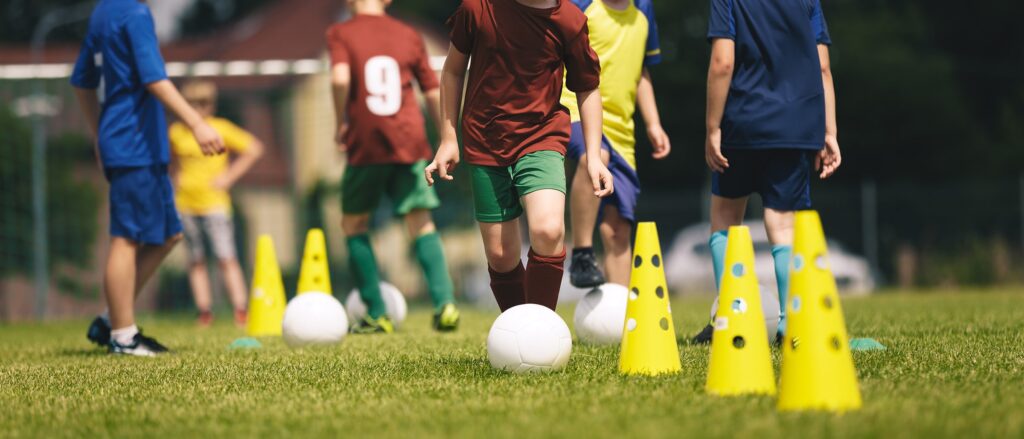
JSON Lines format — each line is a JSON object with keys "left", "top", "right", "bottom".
{"left": 707, "top": 0, "right": 831, "bottom": 150}
{"left": 71, "top": 0, "right": 169, "bottom": 168}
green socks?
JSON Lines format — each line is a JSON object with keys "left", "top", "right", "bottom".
{"left": 771, "top": 244, "right": 792, "bottom": 337}
{"left": 414, "top": 232, "right": 455, "bottom": 312}
{"left": 709, "top": 230, "right": 729, "bottom": 290}
{"left": 347, "top": 234, "right": 387, "bottom": 319}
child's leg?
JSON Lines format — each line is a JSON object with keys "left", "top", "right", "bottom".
{"left": 180, "top": 215, "right": 212, "bottom": 313}
{"left": 479, "top": 220, "right": 524, "bottom": 311}
{"left": 105, "top": 237, "right": 140, "bottom": 330}
{"left": 569, "top": 148, "right": 610, "bottom": 251}
{"left": 708, "top": 195, "right": 747, "bottom": 321}
{"left": 764, "top": 208, "right": 795, "bottom": 336}
{"left": 405, "top": 209, "right": 455, "bottom": 312}
{"left": 343, "top": 213, "right": 387, "bottom": 319}
{"left": 597, "top": 205, "right": 632, "bottom": 285}
{"left": 522, "top": 188, "right": 566, "bottom": 310}
{"left": 134, "top": 234, "right": 183, "bottom": 294}
{"left": 219, "top": 258, "right": 249, "bottom": 313}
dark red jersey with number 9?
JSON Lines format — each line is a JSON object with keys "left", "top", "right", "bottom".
{"left": 326, "top": 14, "right": 440, "bottom": 166}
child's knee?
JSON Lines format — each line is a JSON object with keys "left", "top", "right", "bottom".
{"left": 484, "top": 245, "right": 521, "bottom": 272}
{"left": 529, "top": 221, "right": 564, "bottom": 249}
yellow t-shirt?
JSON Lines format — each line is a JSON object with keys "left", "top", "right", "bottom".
{"left": 170, "top": 117, "right": 254, "bottom": 215}
{"left": 560, "top": 0, "right": 661, "bottom": 170}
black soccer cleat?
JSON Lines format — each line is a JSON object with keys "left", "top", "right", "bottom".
{"left": 109, "top": 332, "right": 170, "bottom": 357}
{"left": 569, "top": 250, "right": 606, "bottom": 288}
{"left": 86, "top": 316, "right": 111, "bottom": 348}
{"left": 691, "top": 323, "right": 714, "bottom": 345}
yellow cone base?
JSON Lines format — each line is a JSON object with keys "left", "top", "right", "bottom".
{"left": 246, "top": 235, "right": 287, "bottom": 337}
{"left": 777, "top": 211, "right": 862, "bottom": 412}
{"left": 296, "top": 228, "right": 332, "bottom": 295}
{"left": 619, "top": 222, "right": 682, "bottom": 376}
{"left": 706, "top": 226, "right": 776, "bottom": 396}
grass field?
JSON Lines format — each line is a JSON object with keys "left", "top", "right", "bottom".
{"left": 2, "top": 290, "right": 1023, "bottom": 438}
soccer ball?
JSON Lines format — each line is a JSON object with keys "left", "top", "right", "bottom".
{"left": 573, "top": 283, "right": 628, "bottom": 345}
{"left": 487, "top": 304, "right": 573, "bottom": 373}
{"left": 345, "top": 282, "right": 408, "bottom": 327}
{"left": 282, "top": 292, "right": 349, "bottom": 348}
{"left": 710, "top": 283, "right": 781, "bottom": 341}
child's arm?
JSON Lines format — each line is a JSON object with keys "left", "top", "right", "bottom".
{"left": 637, "top": 68, "right": 671, "bottom": 160}
{"left": 817, "top": 44, "right": 841, "bottom": 179}
{"left": 330, "top": 63, "right": 351, "bottom": 151}
{"left": 146, "top": 80, "right": 224, "bottom": 155}
{"left": 705, "top": 38, "right": 735, "bottom": 173}
{"left": 213, "top": 136, "right": 265, "bottom": 191}
{"left": 425, "top": 44, "right": 469, "bottom": 186}
{"left": 72, "top": 87, "right": 102, "bottom": 171}
{"left": 577, "top": 88, "right": 614, "bottom": 198}
{"left": 424, "top": 89, "right": 443, "bottom": 142}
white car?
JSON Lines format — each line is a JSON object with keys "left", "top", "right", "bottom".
{"left": 663, "top": 221, "right": 875, "bottom": 296}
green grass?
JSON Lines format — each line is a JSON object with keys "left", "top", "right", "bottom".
{"left": 2, "top": 290, "right": 1023, "bottom": 438}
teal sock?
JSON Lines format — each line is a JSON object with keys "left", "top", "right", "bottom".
{"left": 709, "top": 230, "right": 729, "bottom": 291}
{"left": 414, "top": 232, "right": 455, "bottom": 312}
{"left": 347, "top": 234, "right": 386, "bottom": 319}
{"left": 772, "top": 245, "right": 792, "bottom": 337}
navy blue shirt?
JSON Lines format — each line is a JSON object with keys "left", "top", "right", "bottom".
{"left": 708, "top": 0, "right": 831, "bottom": 150}
{"left": 71, "top": 0, "right": 169, "bottom": 168}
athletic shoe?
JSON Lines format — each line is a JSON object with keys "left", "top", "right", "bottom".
{"left": 197, "top": 311, "right": 214, "bottom": 328}
{"left": 350, "top": 316, "right": 395, "bottom": 335}
{"left": 433, "top": 303, "right": 461, "bottom": 332}
{"left": 569, "top": 251, "right": 605, "bottom": 288}
{"left": 234, "top": 309, "right": 248, "bottom": 328}
{"left": 109, "top": 332, "right": 170, "bottom": 356}
{"left": 691, "top": 323, "right": 714, "bottom": 345}
{"left": 86, "top": 316, "right": 111, "bottom": 347}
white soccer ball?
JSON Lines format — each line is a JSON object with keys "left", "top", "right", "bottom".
{"left": 487, "top": 304, "right": 573, "bottom": 373}
{"left": 710, "top": 283, "right": 781, "bottom": 341}
{"left": 573, "top": 283, "right": 628, "bottom": 345}
{"left": 345, "top": 282, "right": 408, "bottom": 327}
{"left": 282, "top": 292, "right": 349, "bottom": 348}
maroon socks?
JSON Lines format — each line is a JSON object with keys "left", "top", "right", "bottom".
{"left": 489, "top": 262, "right": 526, "bottom": 312}
{"left": 526, "top": 248, "right": 566, "bottom": 311}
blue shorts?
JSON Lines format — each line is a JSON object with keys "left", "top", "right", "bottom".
{"left": 106, "top": 165, "right": 182, "bottom": 245}
{"left": 567, "top": 122, "right": 640, "bottom": 223}
{"left": 711, "top": 149, "right": 816, "bottom": 211}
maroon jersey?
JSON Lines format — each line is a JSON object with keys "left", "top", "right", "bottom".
{"left": 447, "top": 0, "right": 601, "bottom": 167}
{"left": 326, "top": 14, "right": 440, "bottom": 166}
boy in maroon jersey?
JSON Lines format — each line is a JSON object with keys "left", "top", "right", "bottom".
{"left": 426, "top": 0, "right": 613, "bottom": 311}
{"left": 327, "top": 0, "right": 460, "bottom": 333}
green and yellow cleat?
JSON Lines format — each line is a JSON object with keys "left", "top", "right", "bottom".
{"left": 432, "top": 303, "right": 461, "bottom": 332}
{"left": 350, "top": 316, "right": 395, "bottom": 335}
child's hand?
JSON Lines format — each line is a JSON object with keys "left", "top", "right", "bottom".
{"left": 425, "top": 140, "right": 460, "bottom": 185}
{"left": 588, "top": 160, "right": 614, "bottom": 198}
{"left": 817, "top": 135, "right": 842, "bottom": 179}
{"left": 192, "top": 121, "right": 225, "bottom": 156}
{"left": 648, "top": 123, "right": 672, "bottom": 159}
{"left": 704, "top": 128, "right": 728, "bottom": 173}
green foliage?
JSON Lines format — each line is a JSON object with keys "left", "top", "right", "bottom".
{"left": 0, "top": 292, "right": 1023, "bottom": 437}
{"left": 0, "top": 107, "right": 100, "bottom": 277}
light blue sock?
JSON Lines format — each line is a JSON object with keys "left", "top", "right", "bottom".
{"left": 709, "top": 230, "right": 729, "bottom": 291}
{"left": 772, "top": 245, "right": 792, "bottom": 338}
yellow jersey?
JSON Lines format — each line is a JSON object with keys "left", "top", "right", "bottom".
{"left": 170, "top": 117, "right": 254, "bottom": 215}
{"left": 560, "top": 0, "right": 662, "bottom": 170}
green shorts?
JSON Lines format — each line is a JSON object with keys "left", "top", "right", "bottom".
{"left": 470, "top": 150, "right": 566, "bottom": 223}
{"left": 341, "top": 160, "right": 440, "bottom": 215}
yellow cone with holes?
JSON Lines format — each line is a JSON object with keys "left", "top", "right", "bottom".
{"left": 618, "top": 222, "right": 681, "bottom": 376}
{"left": 705, "top": 226, "right": 776, "bottom": 395}
{"left": 296, "top": 228, "right": 332, "bottom": 295}
{"left": 777, "top": 211, "right": 862, "bottom": 412}
{"left": 246, "top": 235, "right": 286, "bottom": 336}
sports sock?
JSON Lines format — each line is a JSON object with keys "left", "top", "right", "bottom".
{"left": 346, "top": 234, "right": 387, "bottom": 319}
{"left": 110, "top": 325, "right": 138, "bottom": 346}
{"left": 413, "top": 232, "right": 455, "bottom": 313}
{"left": 489, "top": 262, "right": 526, "bottom": 312}
{"left": 525, "top": 248, "right": 566, "bottom": 311}
{"left": 708, "top": 230, "right": 729, "bottom": 321}
{"left": 572, "top": 246, "right": 594, "bottom": 258}
{"left": 771, "top": 245, "right": 793, "bottom": 337}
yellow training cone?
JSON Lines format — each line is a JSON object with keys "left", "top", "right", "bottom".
{"left": 247, "top": 235, "right": 286, "bottom": 336}
{"left": 705, "top": 226, "right": 776, "bottom": 395}
{"left": 619, "top": 222, "right": 681, "bottom": 376}
{"left": 297, "top": 228, "right": 332, "bottom": 295}
{"left": 777, "top": 211, "right": 862, "bottom": 412}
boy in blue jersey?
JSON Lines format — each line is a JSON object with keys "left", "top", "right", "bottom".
{"left": 71, "top": 0, "right": 225, "bottom": 356}
{"left": 560, "top": 0, "right": 671, "bottom": 288}
{"left": 692, "top": 0, "right": 841, "bottom": 344}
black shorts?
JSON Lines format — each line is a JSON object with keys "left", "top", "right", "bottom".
{"left": 711, "top": 149, "right": 816, "bottom": 211}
